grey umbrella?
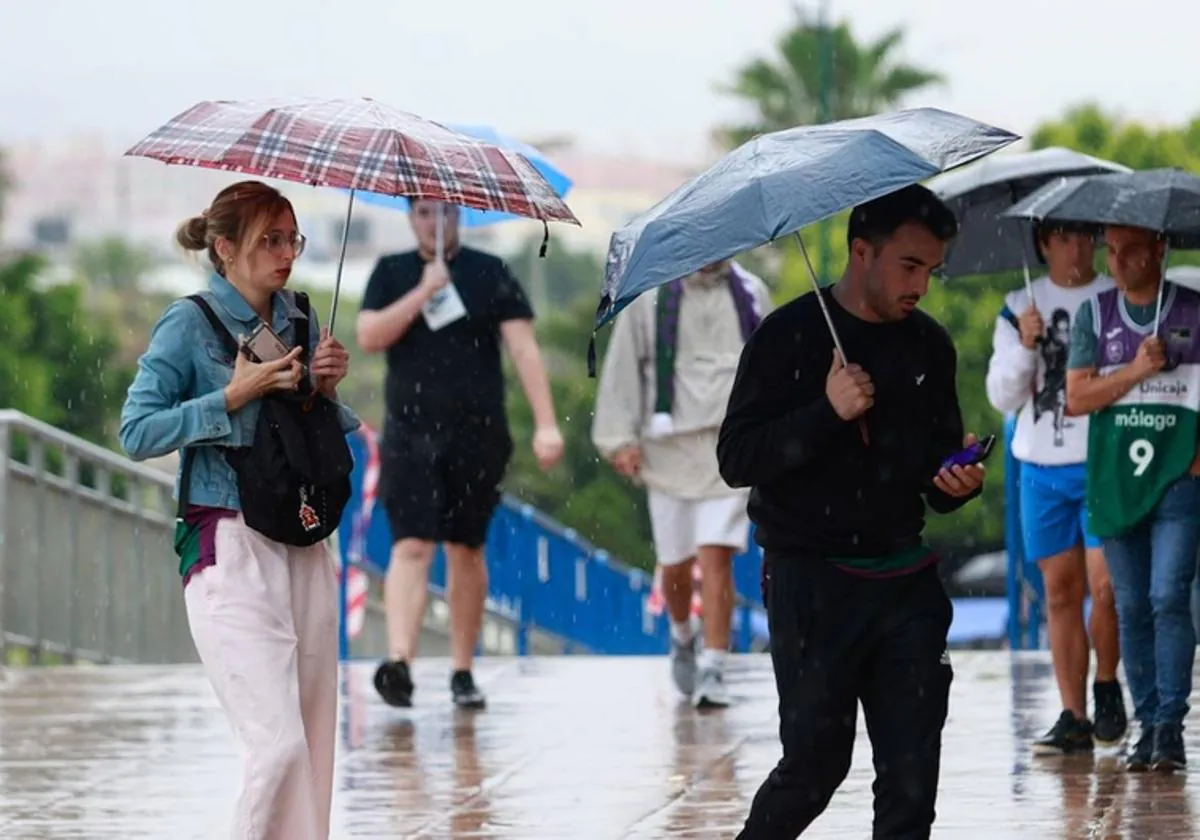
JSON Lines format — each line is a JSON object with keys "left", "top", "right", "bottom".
{"left": 1006, "top": 168, "right": 1200, "bottom": 330}
{"left": 926, "top": 146, "right": 1129, "bottom": 306}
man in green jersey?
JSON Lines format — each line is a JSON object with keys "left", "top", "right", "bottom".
{"left": 1066, "top": 224, "right": 1200, "bottom": 773}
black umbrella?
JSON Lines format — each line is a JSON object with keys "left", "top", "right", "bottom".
{"left": 1003, "top": 168, "right": 1200, "bottom": 249}
{"left": 927, "top": 147, "right": 1128, "bottom": 306}
{"left": 1005, "top": 168, "right": 1200, "bottom": 331}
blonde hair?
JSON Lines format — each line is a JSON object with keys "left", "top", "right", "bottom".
{"left": 175, "top": 180, "right": 295, "bottom": 276}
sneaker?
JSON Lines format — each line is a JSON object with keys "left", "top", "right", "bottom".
{"left": 1126, "top": 725, "right": 1155, "bottom": 772}
{"left": 670, "top": 633, "right": 700, "bottom": 698}
{"left": 1093, "top": 680, "right": 1129, "bottom": 746}
{"left": 1032, "top": 710, "right": 1094, "bottom": 756}
{"left": 693, "top": 667, "right": 730, "bottom": 709}
{"left": 450, "top": 670, "right": 487, "bottom": 710}
{"left": 1151, "top": 723, "right": 1186, "bottom": 773}
{"left": 374, "top": 659, "right": 414, "bottom": 708}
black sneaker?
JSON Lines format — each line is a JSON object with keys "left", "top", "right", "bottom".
{"left": 1033, "top": 710, "right": 1094, "bottom": 756}
{"left": 450, "top": 670, "right": 487, "bottom": 710}
{"left": 1093, "top": 680, "right": 1129, "bottom": 746}
{"left": 374, "top": 659, "right": 414, "bottom": 708}
{"left": 1126, "top": 725, "right": 1155, "bottom": 772}
{"left": 1151, "top": 723, "right": 1187, "bottom": 773}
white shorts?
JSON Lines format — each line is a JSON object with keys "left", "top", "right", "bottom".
{"left": 647, "top": 490, "right": 751, "bottom": 567}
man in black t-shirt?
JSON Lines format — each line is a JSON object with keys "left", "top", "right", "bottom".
{"left": 719, "top": 185, "right": 985, "bottom": 839}
{"left": 356, "top": 200, "right": 564, "bottom": 710}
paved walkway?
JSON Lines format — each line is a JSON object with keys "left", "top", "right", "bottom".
{"left": 1, "top": 652, "right": 1198, "bottom": 838}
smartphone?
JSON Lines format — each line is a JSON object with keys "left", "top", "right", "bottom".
{"left": 940, "top": 434, "right": 997, "bottom": 472}
{"left": 242, "top": 322, "right": 289, "bottom": 363}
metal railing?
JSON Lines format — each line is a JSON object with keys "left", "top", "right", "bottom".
{"left": 0, "top": 409, "right": 193, "bottom": 663}
{"left": 0, "top": 410, "right": 520, "bottom": 665}
{"left": 0, "top": 410, "right": 769, "bottom": 665}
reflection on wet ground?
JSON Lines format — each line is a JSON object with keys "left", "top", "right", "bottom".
{"left": 1, "top": 652, "right": 1198, "bottom": 838}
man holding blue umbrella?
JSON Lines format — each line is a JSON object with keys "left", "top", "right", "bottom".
{"left": 719, "top": 185, "right": 986, "bottom": 839}
{"left": 591, "top": 107, "right": 1015, "bottom": 837}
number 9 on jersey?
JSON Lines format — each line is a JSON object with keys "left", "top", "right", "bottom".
{"left": 1129, "top": 438, "right": 1155, "bottom": 477}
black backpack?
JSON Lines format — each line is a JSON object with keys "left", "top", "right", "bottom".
{"left": 176, "top": 292, "right": 353, "bottom": 547}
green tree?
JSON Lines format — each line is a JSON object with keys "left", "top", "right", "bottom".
{"left": 499, "top": 239, "right": 657, "bottom": 569}
{"left": 0, "top": 253, "right": 134, "bottom": 446}
{"left": 503, "top": 294, "right": 655, "bottom": 571}
{"left": 715, "top": 15, "right": 943, "bottom": 148}
{"left": 1030, "top": 104, "right": 1200, "bottom": 172}
{"left": 73, "top": 236, "right": 160, "bottom": 293}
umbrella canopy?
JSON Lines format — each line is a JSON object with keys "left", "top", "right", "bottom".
{"left": 353, "top": 123, "right": 573, "bottom": 228}
{"left": 125, "top": 98, "right": 579, "bottom": 226}
{"left": 927, "top": 146, "right": 1130, "bottom": 279}
{"left": 596, "top": 107, "right": 1018, "bottom": 329}
{"left": 1003, "top": 168, "right": 1200, "bottom": 250}
{"left": 126, "top": 97, "right": 580, "bottom": 332}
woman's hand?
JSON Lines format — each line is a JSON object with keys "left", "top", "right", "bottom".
{"left": 223, "top": 345, "right": 304, "bottom": 412}
{"left": 311, "top": 327, "right": 350, "bottom": 397}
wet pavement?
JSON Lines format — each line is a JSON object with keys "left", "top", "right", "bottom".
{"left": 1, "top": 652, "right": 1199, "bottom": 838}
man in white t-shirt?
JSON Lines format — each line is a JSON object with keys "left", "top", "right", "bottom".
{"left": 985, "top": 220, "right": 1127, "bottom": 755}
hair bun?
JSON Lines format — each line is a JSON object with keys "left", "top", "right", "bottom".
{"left": 174, "top": 214, "right": 208, "bottom": 251}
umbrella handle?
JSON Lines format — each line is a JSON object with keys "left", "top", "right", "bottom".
{"left": 794, "top": 232, "right": 869, "bottom": 446}
{"left": 1021, "top": 260, "right": 1036, "bottom": 313}
{"left": 328, "top": 189, "right": 356, "bottom": 336}
{"left": 1153, "top": 245, "right": 1171, "bottom": 335}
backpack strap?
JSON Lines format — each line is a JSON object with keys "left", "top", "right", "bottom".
{"left": 187, "top": 293, "right": 239, "bottom": 358}
{"left": 176, "top": 293, "right": 239, "bottom": 520}
{"left": 292, "top": 290, "right": 311, "bottom": 359}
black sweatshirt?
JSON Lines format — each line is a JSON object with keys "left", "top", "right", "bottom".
{"left": 717, "top": 287, "right": 978, "bottom": 562}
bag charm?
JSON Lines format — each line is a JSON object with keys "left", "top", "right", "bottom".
{"left": 298, "top": 485, "right": 321, "bottom": 532}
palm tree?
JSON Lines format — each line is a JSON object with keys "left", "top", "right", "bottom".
{"left": 715, "top": 14, "right": 944, "bottom": 149}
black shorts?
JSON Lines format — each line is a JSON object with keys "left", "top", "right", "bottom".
{"left": 378, "top": 425, "right": 513, "bottom": 548}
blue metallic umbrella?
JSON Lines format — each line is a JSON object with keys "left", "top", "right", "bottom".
{"left": 354, "top": 123, "right": 572, "bottom": 228}
{"left": 589, "top": 107, "right": 1019, "bottom": 374}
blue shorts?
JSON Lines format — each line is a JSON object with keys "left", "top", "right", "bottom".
{"left": 1019, "top": 462, "right": 1101, "bottom": 565}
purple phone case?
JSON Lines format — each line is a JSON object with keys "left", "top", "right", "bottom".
{"left": 940, "top": 436, "right": 995, "bottom": 471}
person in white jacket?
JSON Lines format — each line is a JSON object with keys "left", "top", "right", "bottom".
{"left": 985, "top": 220, "right": 1127, "bottom": 755}
{"left": 592, "top": 259, "right": 773, "bottom": 708}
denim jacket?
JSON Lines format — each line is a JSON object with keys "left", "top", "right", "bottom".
{"left": 119, "top": 272, "right": 361, "bottom": 511}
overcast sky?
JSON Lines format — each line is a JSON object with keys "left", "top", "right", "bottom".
{"left": 3, "top": 0, "right": 1197, "bottom": 162}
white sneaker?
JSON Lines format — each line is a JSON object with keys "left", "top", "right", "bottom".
{"left": 693, "top": 666, "right": 730, "bottom": 709}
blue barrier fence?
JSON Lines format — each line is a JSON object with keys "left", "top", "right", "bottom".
{"left": 335, "top": 430, "right": 770, "bottom": 660}
{"left": 334, "top": 418, "right": 1046, "bottom": 659}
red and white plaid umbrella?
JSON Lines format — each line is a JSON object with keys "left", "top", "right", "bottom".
{"left": 125, "top": 97, "right": 580, "bottom": 330}
{"left": 125, "top": 97, "right": 579, "bottom": 224}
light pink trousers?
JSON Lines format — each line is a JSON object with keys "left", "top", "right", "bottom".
{"left": 184, "top": 514, "right": 339, "bottom": 840}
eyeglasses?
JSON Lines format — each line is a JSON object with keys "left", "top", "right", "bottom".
{"left": 260, "top": 231, "right": 307, "bottom": 257}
